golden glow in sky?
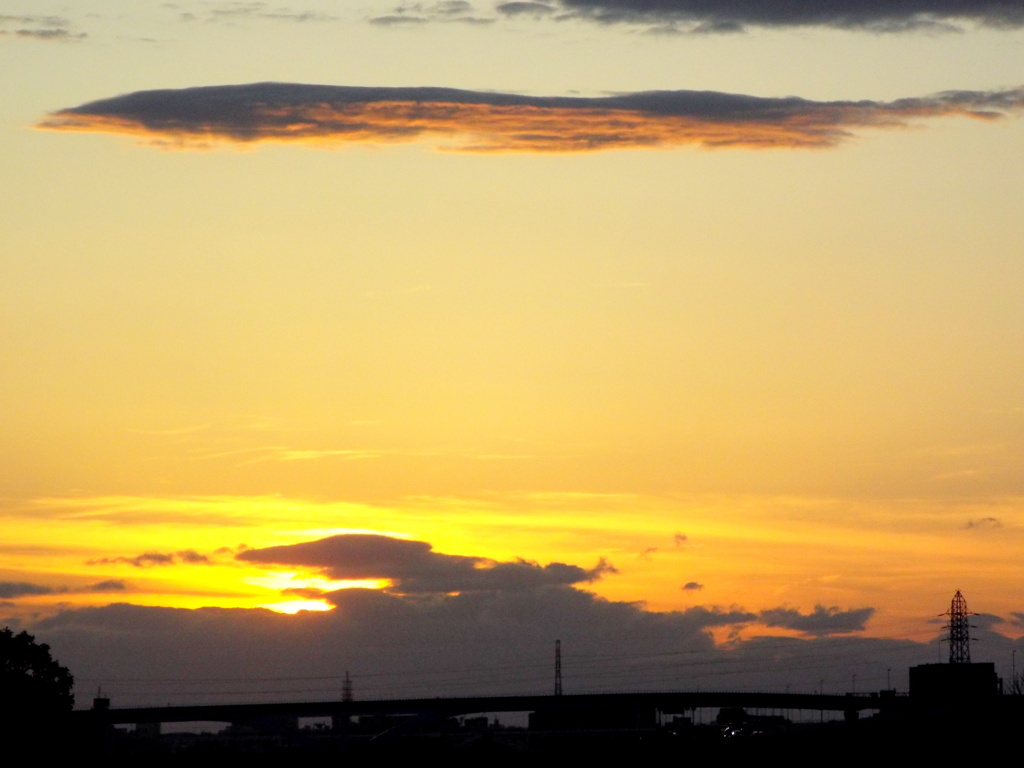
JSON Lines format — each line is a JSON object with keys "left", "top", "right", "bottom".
{"left": 2, "top": 0, "right": 1024, "bottom": 702}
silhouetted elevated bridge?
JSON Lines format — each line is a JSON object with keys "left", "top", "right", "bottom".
{"left": 77, "top": 690, "right": 910, "bottom": 726}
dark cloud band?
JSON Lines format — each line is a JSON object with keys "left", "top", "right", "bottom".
{"left": 38, "top": 82, "right": 1024, "bottom": 153}
{"left": 497, "top": 0, "right": 1024, "bottom": 32}
{"left": 0, "top": 580, "right": 127, "bottom": 598}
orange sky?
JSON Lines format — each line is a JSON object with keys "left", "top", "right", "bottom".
{"left": 2, "top": 0, "right": 1024, "bottom": 705}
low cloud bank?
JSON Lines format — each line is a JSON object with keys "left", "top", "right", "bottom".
{"left": 16, "top": 534, "right": 1021, "bottom": 707}
{"left": 11, "top": 533, "right": 909, "bottom": 706}
{"left": 34, "top": 591, "right": 911, "bottom": 705}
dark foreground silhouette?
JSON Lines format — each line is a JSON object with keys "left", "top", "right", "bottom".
{"left": 49, "top": 703, "right": 1020, "bottom": 767}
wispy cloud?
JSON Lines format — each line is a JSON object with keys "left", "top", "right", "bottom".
{"left": 179, "top": 2, "right": 336, "bottom": 24}
{"left": 39, "top": 83, "right": 1024, "bottom": 153}
{"left": 964, "top": 516, "right": 1003, "bottom": 530}
{"left": 189, "top": 444, "right": 430, "bottom": 466}
{"left": 370, "top": 1, "right": 494, "bottom": 26}
{"left": 87, "top": 549, "right": 212, "bottom": 567}
{"left": 0, "top": 14, "right": 85, "bottom": 41}
{"left": 494, "top": 0, "right": 1024, "bottom": 33}
{"left": 130, "top": 424, "right": 211, "bottom": 436}
{"left": 276, "top": 448, "right": 386, "bottom": 461}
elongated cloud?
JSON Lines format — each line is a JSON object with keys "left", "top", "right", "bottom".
{"left": 180, "top": 2, "right": 337, "bottom": 24}
{"left": 370, "top": 0, "right": 495, "bottom": 26}
{"left": 759, "top": 604, "right": 875, "bottom": 636}
{"left": 38, "top": 82, "right": 1024, "bottom": 153}
{"left": 86, "top": 549, "right": 211, "bottom": 567}
{"left": 497, "top": 0, "right": 1024, "bottom": 32}
{"left": 0, "top": 580, "right": 127, "bottom": 598}
{"left": 237, "top": 534, "right": 615, "bottom": 594}
{"left": 0, "top": 582, "right": 54, "bottom": 599}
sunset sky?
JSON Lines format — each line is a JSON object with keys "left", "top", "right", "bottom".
{"left": 2, "top": 0, "right": 1024, "bottom": 706}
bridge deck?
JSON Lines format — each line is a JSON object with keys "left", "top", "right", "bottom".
{"left": 78, "top": 691, "right": 906, "bottom": 725}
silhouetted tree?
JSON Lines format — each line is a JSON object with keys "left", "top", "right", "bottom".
{"left": 1010, "top": 669, "right": 1024, "bottom": 696}
{"left": 0, "top": 627, "right": 74, "bottom": 715}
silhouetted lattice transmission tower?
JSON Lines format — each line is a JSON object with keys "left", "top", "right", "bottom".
{"left": 342, "top": 670, "right": 353, "bottom": 702}
{"left": 942, "top": 590, "right": 974, "bottom": 664}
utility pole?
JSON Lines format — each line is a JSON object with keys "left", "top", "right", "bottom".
{"left": 554, "top": 639, "right": 563, "bottom": 696}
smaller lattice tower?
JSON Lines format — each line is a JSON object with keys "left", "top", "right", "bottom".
{"left": 342, "top": 670, "right": 353, "bottom": 702}
{"left": 554, "top": 639, "right": 563, "bottom": 696}
{"left": 943, "top": 590, "right": 973, "bottom": 664}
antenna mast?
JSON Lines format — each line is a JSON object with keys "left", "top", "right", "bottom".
{"left": 554, "top": 639, "right": 563, "bottom": 696}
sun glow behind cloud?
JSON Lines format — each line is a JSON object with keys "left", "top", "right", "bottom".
{"left": 4, "top": 491, "right": 1024, "bottom": 641}
{"left": 263, "top": 599, "right": 334, "bottom": 614}
{"left": 4, "top": 0, "right": 1024, "bottom": 713}
{"left": 246, "top": 571, "right": 392, "bottom": 594}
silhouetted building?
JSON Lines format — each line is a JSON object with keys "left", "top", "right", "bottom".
{"left": 135, "top": 721, "right": 161, "bottom": 738}
{"left": 529, "top": 704, "right": 657, "bottom": 731}
{"left": 717, "top": 707, "right": 788, "bottom": 736}
{"left": 229, "top": 714, "right": 299, "bottom": 734}
{"left": 909, "top": 662, "right": 999, "bottom": 705}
